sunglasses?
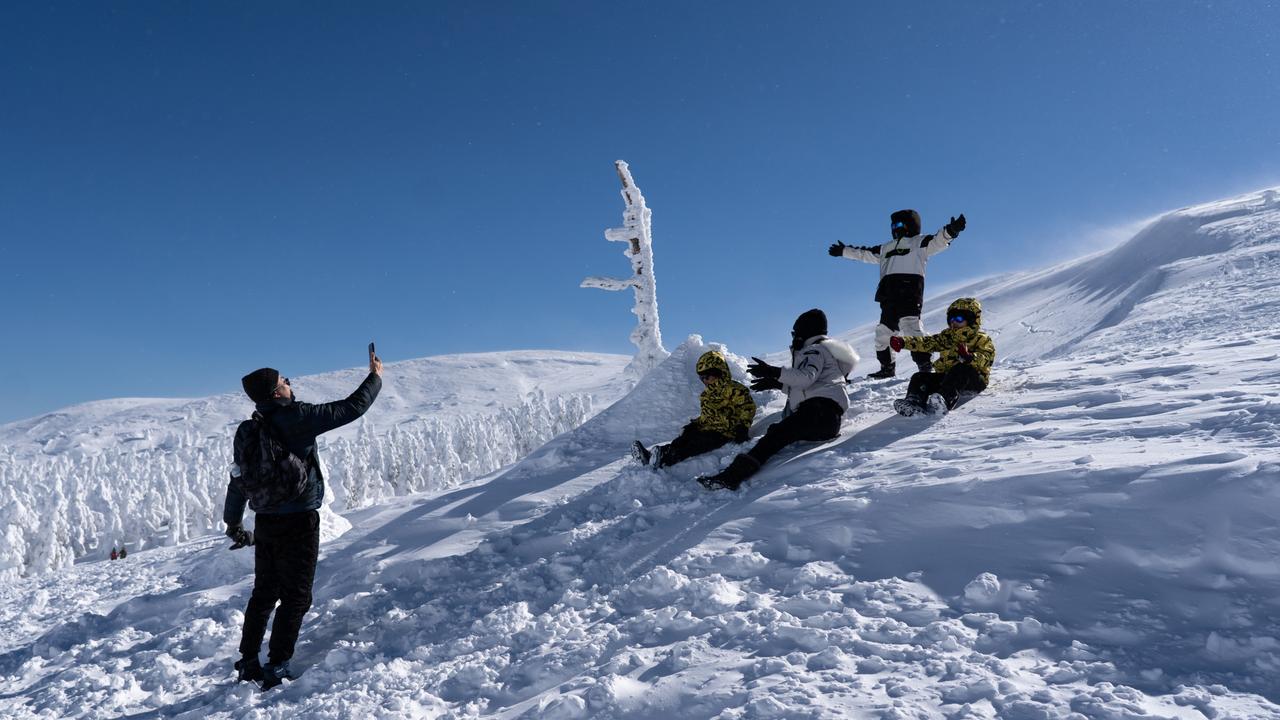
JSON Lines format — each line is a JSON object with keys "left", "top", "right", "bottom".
{"left": 892, "top": 221, "right": 907, "bottom": 229}
{"left": 949, "top": 315, "right": 969, "bottom": 324}
{"left": 698, "top": 372, "right": 720, "bottom": 380}
{"left": 272, "top": 377, "right": 291, "bottom": 394}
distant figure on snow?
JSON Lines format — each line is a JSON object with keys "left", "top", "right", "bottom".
{"left": 118, "top": 546, "right": 127, "bottom": 559}
{"left": 632, "top": 350, "right": 756, "bottom": 469}
{"left": 110, "top": 548, "right": 118, "bottom": 561}
{"left": 891, "top": 297, "right": 995, "bottom": 416}
{"left": 698, "top": 309, "right": 857, "bottom": 491}
{"left": 829, "top": 209, "right": 965, "bottom": 379}
{"left": 225, "top": 349, "right": 382, "bottom": 689}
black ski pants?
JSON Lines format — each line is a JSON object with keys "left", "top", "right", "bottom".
{"left": 906, "top": 364, "right": 987, "bottom": 409}
{"left": 240, "top": 510, "right": 320, "bottom": 665}
{"left": 658, "top": 426, "right": 733, "bottom": 468}
{"left": 746, "top": 398, "right": 844, "bottom": 467}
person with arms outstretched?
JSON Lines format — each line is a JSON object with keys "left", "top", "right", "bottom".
{"left": 829, "top": 209, "right": 966, "bottom": 379}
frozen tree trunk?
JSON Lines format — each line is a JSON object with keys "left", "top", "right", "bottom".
{"left": 581, "top": 160, "right": 669, "bottom": 376}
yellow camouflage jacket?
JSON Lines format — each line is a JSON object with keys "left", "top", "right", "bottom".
{"left": 690, "top": 351, "right": 757, "bottom": 440}
{"left": 901, "top": 297, "right": 996, "bottom": 383}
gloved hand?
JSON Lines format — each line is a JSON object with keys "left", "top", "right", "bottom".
{"left": 945, "top": 214, "right": 966, "bottom": 238}
{"left": 226, "top": 524, "right": 254, "bottom": 550}
{"left": 747, "top": 356, "right": 782, "bottom": 379}
{"left": 956, "top": 342, "right": 973, "bottom": 362}
{"left": 828, "top": 241, "right": 847, "bottom": 257}
{"left": 889, "top": 336, "right": 905, "bottom": 352}
{"left": 751, "top": 376, "right": 783, "bottom": 392}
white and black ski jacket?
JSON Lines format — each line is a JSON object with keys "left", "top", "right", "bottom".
{"left": 840, "top": 227, "right": 956, "bottom": 305}
{"left": 779, "top": 336, "right": 859, "bottom": 413}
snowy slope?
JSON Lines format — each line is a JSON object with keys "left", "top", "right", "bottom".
{"left": 1, "top": 188, "right": 1279, "bottom": 718}
{"left": 0, "top": 351, "right": 631, "bottom": 578}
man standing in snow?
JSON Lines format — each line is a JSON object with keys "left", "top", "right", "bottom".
{"left": 698, "top": 309, "right": 857, "bottom": 491}
{"left": 225, "top": 351, "right": 382, "bottom": 689}
{"left": 829, "top": 210, "right": 966, "bottom": 379}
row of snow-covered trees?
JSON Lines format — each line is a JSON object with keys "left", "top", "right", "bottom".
{"left": 0, "top": 391, "right": 593, "bottom": 580}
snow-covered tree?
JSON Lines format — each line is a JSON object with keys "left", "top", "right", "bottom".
{"left": 582, "top": 160, "right": 669, "bottom": 376}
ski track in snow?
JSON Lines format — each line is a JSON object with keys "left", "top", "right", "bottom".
{"left": 2, "top": 188, "right": 1280, "bottom": 718}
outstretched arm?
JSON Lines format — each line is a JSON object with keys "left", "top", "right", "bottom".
{"left": 302, "top": 355, "right": 384, "bottom": 435}
{"left": 922, "top": 214, "right": 965, "bottom": 258}
{"left": 901, "top": 331, "right": 952, "bottom": 354}
{"left": 840, "top": 243, "right": 884, "bottom": 264}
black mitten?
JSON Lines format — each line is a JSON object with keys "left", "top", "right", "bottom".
{"left": 747, "top": 357, "right": 782, "bottom": 379}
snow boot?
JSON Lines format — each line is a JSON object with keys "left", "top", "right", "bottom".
{"left": 697, "top": 454, "right": 761, "bottom": 491}
{"left": 893, "top": 398, "right": 925, "bottom": 417}
{"left": 866, "top": 349, "right": 896, "bottom": 379}
{"left": 925, "top": 393, "right": 949, "bottom": 415}
{"left": 234, "top": 656, "right": 264, "bottom": 683}
{"left": 261, "top": 661, "right": 293, "bottom": 690}
{"left": 631, "top": 441, "right": 652, "bottom": 466}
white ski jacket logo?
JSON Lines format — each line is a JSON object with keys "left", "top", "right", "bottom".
{"left": 778, "top": 336, "right": 860, "bottom": 412}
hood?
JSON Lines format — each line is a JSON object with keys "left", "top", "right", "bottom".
{"left": 891, "top": 209, "right": 922, "bottom": 238}
{"left": 695, "top": 350, "right": 731, "bottom": 378}
{"left": 947, "top": 297, "right": 983, "bottom": 328}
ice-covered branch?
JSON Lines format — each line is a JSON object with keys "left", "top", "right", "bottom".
{"left": 581, "top": 160, "right": 669, "bottom": 376}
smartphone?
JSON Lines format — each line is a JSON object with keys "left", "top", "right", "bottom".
{"left": 369, "top": 342, "right": 376, "bottom": 357}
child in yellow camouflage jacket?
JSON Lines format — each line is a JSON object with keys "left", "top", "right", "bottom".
{"left": 890, "top": 297, "right": 995, "bottom": 415}
{"left": 632, "top": 351, "right": 756, "bottom": 469}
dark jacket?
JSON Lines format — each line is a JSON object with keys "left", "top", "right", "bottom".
{"left": 224, "top": 373, "right": 382, "bottom": 524}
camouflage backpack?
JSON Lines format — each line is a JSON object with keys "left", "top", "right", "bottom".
{"left": 231, "top": 412, "right": 310, "bottom": 511}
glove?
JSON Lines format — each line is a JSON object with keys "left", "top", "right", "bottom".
{"left": 956, "top": 342, "right": 973, "bottom": 362}
{"left": 747, "top": 356, "right": 782, "bottom": 380}
{"left": 751, "top": 376, "right": 783, "bottom": 392}
{"left": 889, "top": 336, "right": 905, "bottom": 352}
{"left": 945, "top": 213, "right": 966, "bottom": 238}
{"left": 226, "top": 524, "right": 254, "bottom": 550}
{"left": 828, "top": 241, "right": 847, "bottom": 257}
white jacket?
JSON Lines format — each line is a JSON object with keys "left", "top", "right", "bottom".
{"left": 778, "top": 336, "right": 859, "bottom": 412}
{"left": 841, "top": 227, "right": 955, "bottom": 278}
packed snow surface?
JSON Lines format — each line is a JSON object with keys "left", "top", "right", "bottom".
{"left": 2, "top": 188, "right": 1279, "bottom": 718}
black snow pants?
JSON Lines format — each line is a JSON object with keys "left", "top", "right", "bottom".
{"left": 906, "top": 364, "right": 987, "bottom": 409}
{"left": 239, "top": 510, "right": 320, "bottom": 665}
{"left": 746, "top": 397, "right": 844, "bottom": 467}
{"left": 658, "top": 426, "right": 733, "bottom": 468}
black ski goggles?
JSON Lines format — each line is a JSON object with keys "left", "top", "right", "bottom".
{"left": 891, "top": 220, "right": 907, "bottom": 230}
{"left": 949, "top": 315, "right": 970, "bottom": 324}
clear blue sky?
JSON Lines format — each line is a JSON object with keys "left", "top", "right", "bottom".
{"left": 2, "top": 1, "right": 1277, "bottom": 423}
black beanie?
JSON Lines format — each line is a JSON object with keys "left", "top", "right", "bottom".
{"left": 792, "top": 308, "right": 828, "bottom": 340}
{"left": 241, "top": 368, "right": 280, "bottom": 403}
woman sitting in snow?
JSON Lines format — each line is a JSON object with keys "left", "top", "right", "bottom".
{"left": 890, "top": 296, "right": 995, "bottom": 416}
{"left": 632, "top": 351, "right": 756, "bottom": 470}
{"left": 698, "top": 309, "right": 857, "bottom": 491}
